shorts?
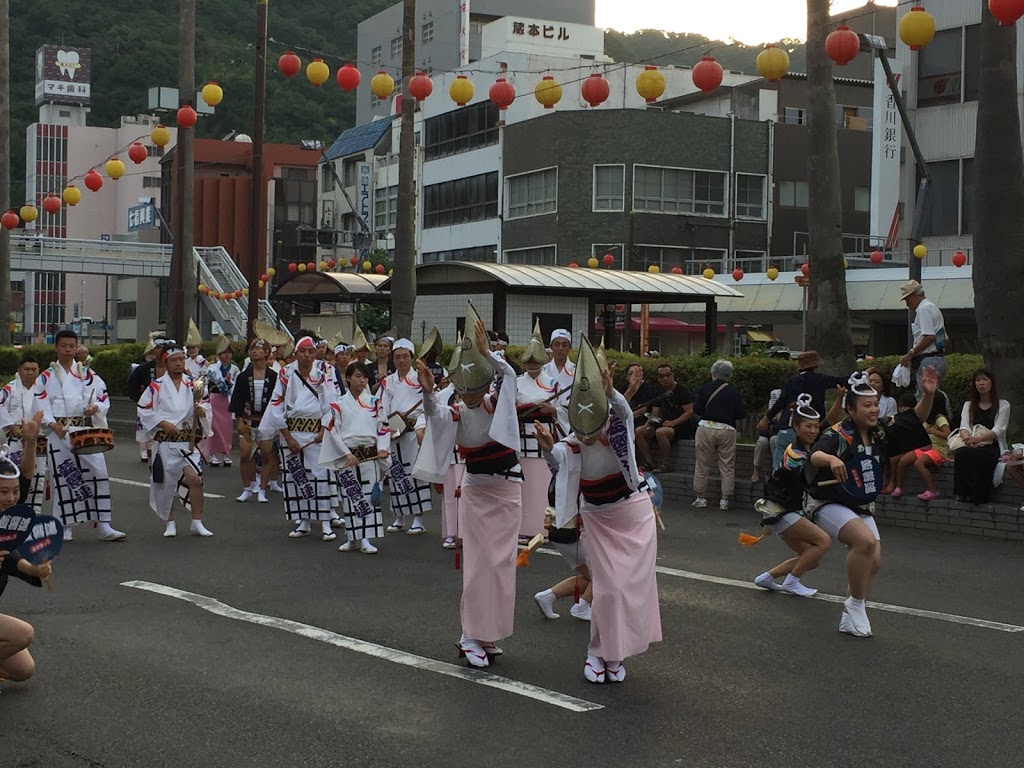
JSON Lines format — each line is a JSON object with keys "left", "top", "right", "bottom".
{"left": 550, "top": 537, "right": 588, "bottom": 570}
{"left": 814, "top": 503, "right": 881, "bottom": 542}
{"left": 914, "top": 447, "right": 945, "bottom": 467}
{"left": 766, "top": 512, "right": 805, "bottom": 536}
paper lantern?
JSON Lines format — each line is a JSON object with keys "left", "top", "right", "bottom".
{"left": 337, "top": 64, "right": 360, "bottom": 92}
{"left": 306, "top": 58, "right": 330, "bottom": 86}
{"left": 587, "top": 257, "right": 598, "bottom": 269}
{"left": 297, "top": 262, "right": 308, "bottom": 272}
{"left": 177, "top": 104, "right": 198, "bottom": 128}
{"left": 84, "top": 169, "right": 103, "bottom": 192}
{"left": 702, "top": 267, "right": 715, "bottom": 280}
{"left": 952, "top": 250, "right": 967, "bottom": 267}
{"left": 913, "top": 244, "right": 927, "bottom": 259}
{"left": 826, "top": 26, "right": 860, "bottom": 66}
{"left": 648, "top": 264, "right": 660, "bottom": 274}
{"left": 489, "top": 77, "right": 516, "bottom": 110}
{"left": 534, "top": 75, "right": 561, "bottom": 109}
{"left": 732, "top": 268, "right": 744, "bottom": 282}
{"left": 198, "top": 284, "right": 207, "bottom": 293}
{"left": 989, "top": 0, "right": 1024, "bottom": 25}
{"left": 899, "top": 6, "right": 936, "bottom": 51}
{"left": 202, "top": 82, "right": 224, "bottom": 107}
{"left": 258, "top": 280, "right": 265, "bottom": 288}
{"left": 371, "top": 71, "right": 395, "bottom": 100}
{"left": 19, "top": 204, "right": 38, "bottom": 223}
{"left": 242, "top": 288, "right": 250, "bottom": 297}
{"left": 756, "top": 45, "right": 790, "bottom": 82}
{"left": 362, "top": 260, "right": 372, "bottom": 272}
{"left": 692, "top": 57, "right": 724, "bottom": 94}
{"left": 375, "top": 264, "right": 386, "bottom": 274}
{"left": 603, "top": 253, "right": 615, "bottom": 266}
{"left": 636, "top": 65, "right": 665, "bottom": 104}
{"left": 671, "top": 266, "right": 683, "bottom": 275}
{"left": 278, "top": 51, "right": 301, "bottom": 79}
{"left": 128, "top": 142, "right": 148, "bottom": 164}
{"left": 267, "top": 267, "right": 276, "bottom": 277}
{"left": 307, "top": 262, "right": 316, "bottom": 272}
{"left": 105, "top": 158, "right": 125, "bottom": 180}
{"left": 449, "top": 74, "right": 474, "bottom": 106}
{"left": 800, "top": 263, "right": 810, "bottom": 276}
{"left": 581, "top": 73, "right": 610, "bottom": 108}
{"left": 288, "top": 262, "right": 298, "bottom": 273}
{"left": 234, "top": 290, "right": 244, "bottom": 299}
{"left": 766, "top": 266, "right": 779, "bottom": 281}
{"left": 260, "top": 273, "right": 269, "bottom": 282}
{"left": 1, "top": 211, "right": 19, "bottom": 230}
{"left": 870, "top": 249, "right": 884, "bottom": 265}
{"left": 151, "top": 124, "right": 171, "bottom": 147}
{"left": 319, "top": 261, "right": 328, "bottom": 270}
{"left": 568, "top": 262, "right": 579, "bottom": 268}
{"left": 62, "top": 185, "right": 81, "bottom": 206}
{"left": 349, "top": 256, "right": 359, "bottom": 266}
{"left": 409, "top": 72, "right": 433, "bottom": 101}
{"left": 326, "top": 259, "right": 336, "bottom": 269}
{"left": 42, "top": 194, "right": 61, "bottom": 214}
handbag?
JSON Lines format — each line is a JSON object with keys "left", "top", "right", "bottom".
{"left": 948, "top": 425, "right": 992, "bottom": 453}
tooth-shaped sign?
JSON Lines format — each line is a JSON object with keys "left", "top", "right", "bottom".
{"left": 56, "top": 50, "right": 81, "bottom": 79}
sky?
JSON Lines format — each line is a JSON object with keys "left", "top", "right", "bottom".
{"left": 595, "top": 0, "right": 898, "bottom": 44}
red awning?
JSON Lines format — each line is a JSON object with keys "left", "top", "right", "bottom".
{"left": 594, "top": 317, "right": 727, "bottom": 334}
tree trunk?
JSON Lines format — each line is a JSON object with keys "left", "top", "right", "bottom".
{"left": 974, "top": 1, "right": 1024, "bottom": 436}
{"left": 0, "top": 0, "right": 11, "bottom": 346}
{"left": 392, "top": 0, "right": 417, "bottom": 339}
{"left": 170, "top": 0, "right": 197, "bottom": 343}
{"left": 804, "top": 0, "right": 855, "bottom": 374}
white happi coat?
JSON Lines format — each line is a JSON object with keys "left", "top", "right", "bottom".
{"left": 542, "top": 358, "right": 575, "bottom": 437}
{"left": 0, "top": 374, "right": 46, "bottom": 511}
{"left": 185, "top": 354, "right": 209, "bottom": 379}
{"left": 137, "top": 373, "right": 212, "bottom": 519}
{"left": 31, "top": 362, "right": 112, "bottom": 526}
{"left": 380, "top": 369, "right": 432, "bottom": 517}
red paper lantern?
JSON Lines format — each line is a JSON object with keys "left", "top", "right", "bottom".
{"left": 671, "top": 266, "right": 683, "bottom": 275}
{"left": 349, "top": 255, "right": 359, "bottom": 266}
{"left": 234, "top": 290, "right": 243, "bottom": 299}
{"left": 801, "top": 263, "right": 810, "bottom": 276}
{"left": 337, "top": 63, "right": 361, "bottom": 92}
{"left": 260, "top": 273, "right": 269, "bottom": 282}
{"left": 375, "top": 264, "right": 386, "bottom": 274}
{"left": 870, "top": 249, "right": 884, "bottom": 265}
{"left": 306, "top": 262, "right": 315, "bottom": 272}
{"left": 732, "top": 268, "right": 744, "bottom": 282}
{"left": 128, "top": 142, "right": 148, "bottom": 164}
{"left": 326, "top": 258, "right": 336, "bottom": 269}
{"left": 42, "top": 194, "right": 61, "bottom": 214}
{"left": 279, "top": 51, "right": 301, "bottom": 78}
{"left": 568, "top": 262, "right": 579, "bottom": 268}
{"left": 825, "top": 26, "right": 860, "bottom": 67}
{"left": 409, "top": 71, "right": 433, "bottom": 101}
{"left": 1, "top": 210, "right": 19, "bottom": 230}
{"left": 602, "top": 253, "right": 614, "bottom": 266}
{"left": 177, "top": 104, "right": 198, "bottom": 129}
{"left": 692, "top": 56, "right": 724, "bottom": 94}
{"left": 84, "top": 169, "right": 103, "bottom": 192}
{"left": 581, "top": 73, "right": 610, "bottom": 108}
{"left": 489, "top": 77, "right": 516, "bottom": 110}
{"left": 952, "top": 250, "right": 967, "bottom": 268}
{"left": 288, "top": 262, "right": 298, "bottom": 273}
{"left": 989, "top": 0, "right": 1024, "bottom": 25}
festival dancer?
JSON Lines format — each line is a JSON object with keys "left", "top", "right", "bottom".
{"left": 320, "top": 362, "right": 390, "bottom": 554}
{"left": 203, "top": 335, "right": 239, "bottom": 467}
{"left": 0, "top": 356, "right": 47, "bottom": 511}
{"left": 137, "top": 342, "right": 214, "bottom": 537}
{"left": 536, "top": 337, "right": 661, "bottom": 684}
{"left": 515, "top": 321, "right": 560, "bottom": 541}
{"left": 414, "top": 307, "right": 522, "bottom": 668}
{"left": 184, "top": 321, "right": 208, "bottom": 379}
{"left": 749, "top": 394, "right": 832, "bottom": 597}
{"left": 542, "top": 329, "right": 575, "bottom": 437}
{"left": 379, "top": 339, "right": 431, "bottom": 535}
{"left": 533, "top": 506, "right": 593, "bottom": 621}
{"left": 261, "top": 336, "right": 338, "bottom": 540}
{"left": 805, "top": 368, "right": 937, "bottom": 637}
{"left": 127, "top": 335, "right": 165, "bottom": 462}
{"left": 230, "top": 338, "right": 279, "bottom": 503}
{"left": 32, "top": 330, "right": 124, "bottom": 542}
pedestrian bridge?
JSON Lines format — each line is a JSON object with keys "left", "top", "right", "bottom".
{"left": 10, "top": 234, "right": 171, "bottom": 276}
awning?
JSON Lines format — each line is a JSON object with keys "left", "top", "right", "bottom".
{"left": 747, "top": 330, "right": 777, "bottom": 343}
{"left": 272, "top": 271, "right": 389, "bottom": 301}
{"left": 593, "top": 318, "right": 728, "bottom": 333}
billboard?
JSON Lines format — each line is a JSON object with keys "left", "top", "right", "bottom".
{"left": 35, "top": 45, "right": 92, "bottom": 107}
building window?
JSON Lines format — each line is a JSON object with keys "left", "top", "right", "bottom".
{"left": 636, "top": 245, "right": 727, "bottom": 275}
{"left": 116, "top": 301, "right": 138, "bottom": 320}
{"left": 917, "top": 25, "right": 980, "bottom": 107}
{"left": 422, "top": 21, "right": 434, "bottom": 44}
{"left": 143, "top": 176, "right": 161, "bottom": 189}
{"left": 342, "top": 158, "right": 361, "bottom": 187}
{"left": 633, "top": 165, "right": 726, "bottom": 216}
{"left": 372, "top": 46, "right": 383, "bottom": 67}
{"left": 421, "top": 246, "right": 497, "bottom": 263}
{"left": 734, "top": 250, "right": 766, "bottom": 271}
{"left": 147, "top": 144, "right": 164, "bottom": 157}
{"left": 423, "top": 101, "right": 499, "bottom": 160}
{"left": 783, "top": 107, "right": 806, "bottom": 125}
{"left": 321, "top": 163, "right": 335, "bottom": 193}
{"left": 735, "top": 174, "right": 766, "bottom": 219}
{"left": 423, "top": 172, "right": 498, "bottom": 229}
{"left": 506, "top": 168, "right": 557, "bottom": 219}
{"left": 504, "top": 245, "right": 557, "bottom": 265}
{"left": 777, "top": 181, "right": 809, "bottom": 208}
{"left": 593, "top": 165, "right": 624, "bottom": 211}
{"left": 854, "top": 186, "right": 871, "bottom": 213}
{"left": 391, "top": 36, "right": 402, "bottom": 59}
{"left": 374, "top": 185, "right": 398, "bottom": 233}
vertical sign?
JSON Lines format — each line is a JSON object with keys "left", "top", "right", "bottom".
{"left": 358, "top": 163, "right": 371, "bottom": 227}
{"left": 870, "top": 58, "right": 902, "bottom": 246}
{"left": 459, "top": 0, "right": 471, "bottom": 66}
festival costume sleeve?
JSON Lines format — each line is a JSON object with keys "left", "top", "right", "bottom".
{"left": 31, "top": 372, "right": 55, "bottom": 429}
{"left": 608, "top": 389, "right": 643, "bottom": 490}
{"left": 136, "top": 382, "right": 164, "bottom": 440}
{"left": 486, "top": 352, "right": 521, "bottom": 453}
{"left": 228, "top": 369, "right": 248, "bottom": 416}
{"left": 413, "top": 388, "right": 457, "bottom": 484}
{"left": 0, "top": 385, "right": 15, "bottom": 432}
{"left": 318, "top": 403, "right": 350, "bottom": 468}
{"left": 259, "top": 371, "right": 289, "bottom": 435}
{"left": 552, "top": 441, "right": 582, "bottom": 528}
{"left": 376, "top": 400, "right": 392, "bottom": 455}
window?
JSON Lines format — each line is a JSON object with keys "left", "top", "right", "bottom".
{"left": 421, "top": 245, "right": 497, "bottom": 263}
{"left": 147, "top": 144, "right": 163, "bottom": 157}
{"left": 633, "top": 165, "right": 726, "bottom": 215}
{"left": 342, "top": 158, "right": 360, "bottom": 187}
{"left": 423, "top": 101, "right": 500, "bottom": 160}
{"left": 777, "top": 181, "right": 809, "bottom": 208}
{"left": 506, "top": 168, "right": 557, "bottom": 219}
{"left": 391, "top": 36, "right": 402, "bottom": 59}
{"left": 374, "top": 185, "right": 398, "bottom": 232}
{"left": 917, "top": 25, "right": 980, "bottom": 107}
{"left": 504, "top": 245, "right": 557, "bottom": 265}
{"left": 423, "top": 172, "right": 499, "bottom": 228}
{"left": 636, "top": 245, "right": 727, "bottom": 275}
{"left": 321, "top": 163, "right": 335, "bottom": 193}
{"left": 783, "top": 107, "right": 806, "bottom": 125}
{"left": 735, "top": 174, "right": 766, "bottom": 219}
{"left": 143, "top": 176, "right": 161, "bottom": 189}
{"left": 734, "top": 251, "right": 766, "bottom": 272}
{"left": 371, "top": 46, "right": 383, "bottom": 67}
{"left": 854, "top": 186, "right": 871, "bottom": 214}
{"left": 422, "top": 21, "right": 434, "bottom": 44}
{"left": 592, "top": 243, "right": 625, "bottom": 267}
{"left": 593, "top": 165, "right": 624, "bottom": 211}
{"left": 116, "top": 301, "right": 137, "bottom": 320}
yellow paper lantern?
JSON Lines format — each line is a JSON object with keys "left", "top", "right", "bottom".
{"left": 62, "top": 185, "right": 82, "bottom": 206}
{"left": 702, "top": 267, "right": 715, "bottom": 280}
{"left": 913, "top": 244, "right": 928, "bottom": 259}
{"left": 306, "top": 58, "right": 330, "bottom": 86}
{"left": 648, "top": 264, "right": 660, "bottom": 274}
{"left": 766, "top": 266, "right": 779, "bottom": 281}
{"left": 371, "top": 71, "right": 395, "bottom": 100}
{"left": 258, "top": 280, "right": 265, "bottom": 288}
{"left": 636, "top": 65, "right": 666, "bottom": 103}
{"left": 449, "top": 74, "right": 474, "bottom": 106}
{"left": 202, "top": 81, "right": 224, "bottom": 107}
{"left": 267, "top": 267, "right": 276, "bottom": 277}
{"left": 297, "top": 262, "right": 307, "bottom": 272}
{"left": 534, "top": 75, "right": 562, "bottom": 109}
{"left": 587, "top": 257, "right": 599, "bottom": 269}
{"left": 899, "top": 6, "right": 936, "bottom": 51}
{"left": 151, "top": 124, "right": 171, "bottom": 148}
{"left": 242, "top": 287, "right": 250, "bottom": 297}
{"left": 105, "top": 158, "right": 126, "bottom": 180}
{"left": 756, "top": 45, "right": 790, "bottom": 83}
{"left": 19, "top": 204, "right": 38, "bottom": 223}
{"left": 362, "top": 260, "right": 373, "bottom": 272}
{"left": 319, "top": 260, "right": 329, "bottom": 270}
{"left": 198, "top": 283, "right": 207, "bottom": 293}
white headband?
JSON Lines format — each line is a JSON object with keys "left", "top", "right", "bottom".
{"left": 295, "top": 336, "right": 316, "bottom": 351}
{"left": 393, "top": 339, "right": 415, "bottom": 353}
{"left": 848, "top": 371, "right": 877, "bottom": 399}
{"left": 334, "top": 343, "right": 352, "bottom": 355}
{"left": 794, "top": 393, "right": 820, "bottom": 421}
{"left": 550, "top": 329, "right": 571, "bottom": 343}
{"left": 0, "top": 446, "right": 20, "bottom": 480}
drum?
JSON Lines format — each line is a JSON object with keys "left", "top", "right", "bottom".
{"left": 70, "top": 427, "right": 115, "bottom": 455}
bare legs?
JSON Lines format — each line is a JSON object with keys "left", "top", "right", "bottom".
{"left": 0, "top": 615, "right": 35, "bottom": 682}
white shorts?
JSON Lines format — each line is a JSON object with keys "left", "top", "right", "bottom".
{"left": 550, "top": 537, "right": 588, "bottom": 570}
{"left": 766, "top": 512, "right": 805, "bottom": 536}
{"left": 814, "top": 503, "right": 881, "bottom": 542}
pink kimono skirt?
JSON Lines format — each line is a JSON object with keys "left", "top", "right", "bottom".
{"left": 202, "top": 392, "right": 233, "bottom": 456}
{"left": 519, "top": 456, "right": 550, "bottom": 537}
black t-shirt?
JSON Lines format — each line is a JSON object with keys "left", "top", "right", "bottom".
{"left": 625, "top": 381, "right": 658, "bottom": 427}
{"left": 658, "top": 383, "right": 694, "bottom": 422}
{"left": 0, "top": 481, "right": 40, "bottom": 598}
{"left": 884, "top": 409, "right": 930, "bottom": 457}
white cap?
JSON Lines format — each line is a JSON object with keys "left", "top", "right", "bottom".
{"left": 393, "top": 339, "right": 415, "bottom": 353}
{"left": 550, "top": 329, "right": 571, "bottom": 343}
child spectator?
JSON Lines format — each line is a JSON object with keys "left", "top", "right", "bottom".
{"left": 882, "top": 392, "right": 932, "bottom": 498}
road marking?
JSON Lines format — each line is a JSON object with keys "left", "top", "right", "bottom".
{"left": 110, "top": 477, "right": 224, "bottom": 499}
{"left": 535, "top": 549, "right": 1024, "bottom": 634}
{"left": 121, "top": 580, "right": 603, "bottom": 713}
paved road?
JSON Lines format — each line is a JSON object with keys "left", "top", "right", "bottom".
{"left": 2, "top": 443, "right": 1022, "bottom": 768}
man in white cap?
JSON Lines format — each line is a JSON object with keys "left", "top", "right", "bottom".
{"left": 0, "top": 355, "right": 46, "bottom": 511}
{"left": 379, "top": 338, "right": 431, "bottom": 535}
{"left": 542, "top": 329, "right": 575, "bottom": 437}
{"left": 137, "top": 341, "right": 214, "bottom": 537}
{"left": 899, "top": 279, "right": 948, "bottom": 392}
{"left": 415, "top": 305, "right": 522, "bottom": 668}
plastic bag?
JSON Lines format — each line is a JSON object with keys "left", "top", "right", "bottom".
{"left": 891, "top": 363, "right": 911, "bottom": 388}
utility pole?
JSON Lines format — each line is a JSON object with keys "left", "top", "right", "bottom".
{"left": 392, "top": 0, "right": 417, "bottom": 337}
{"left": 247, "top": 0, "right": 268, "bottom": 344}
{"left": 171, "top": 0, "right": 197, "bottom": 344}
{"left": 0, "top": 0, "right": 11, "bottom": 346}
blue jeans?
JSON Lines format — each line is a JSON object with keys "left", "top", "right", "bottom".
{"left": 772, "top": 428, "right": 796, "bottom": 471}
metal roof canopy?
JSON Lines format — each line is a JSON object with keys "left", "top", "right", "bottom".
{"left": 379, "top": 262, "right": 744, "bottom": 352}
{"left": 272, "top": 271, "right": 390, "bottom": 303}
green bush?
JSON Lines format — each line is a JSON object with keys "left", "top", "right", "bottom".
{"left": 857, "top": 354, "right": 984, "bottom": 417}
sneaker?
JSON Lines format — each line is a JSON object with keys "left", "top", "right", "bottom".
{"left": 754, "top": 572, "right": 782, "bottom": 592}
{"left": 190, "top": 520, "right": 214, "bottom": 537}
{"left": 360, "top": 540, "right": 378, "bottom": 554}
{"left": 457, "top": 637, "right": 489, "bottom": 669}
{"left": 570, "top": 601, "right": 592, "bottom": 622}
{"left": 534, "top": 589, "right": 560, "bottom": 620}
{"left": 781, "top": 574, "right": 817, "bottom": 597}
{"left": 338, "top": 540, "right": 360, "bottom": 552}
{"left": 692, "top": 497, "right": 708, "bottom": 509}
{"left": 584, "top": 655, "right": 606, "bottom": 684}
{"left": 917, "top": 490, "right": 940, "bottom": 502}
{"left": 605, "top": 661, "right": 626, "bottom": 683}
{"left": 163, "top": 521, "right": 177, "bottom": 538}
{"left": 719, "top": 499, "right": 730, "bottom": 511}
{"left": 236, "top": 489, "right": 253, "bottom": 503}
{"left": 841, "top": 598, "right": 872, "bottom": 637}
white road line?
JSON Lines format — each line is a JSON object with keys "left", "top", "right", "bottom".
{"left": 110, "top": 477, "right": 224, "bottom": 499}
{"left": 534, "top": 549, "right": 1024, "bottom": 634}
{"left": 121, "top": 580, "right": 603, "bottom": 713}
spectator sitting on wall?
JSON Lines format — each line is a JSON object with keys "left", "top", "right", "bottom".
{"left": 632, "top": 363, "right": 694, "bottom": 473}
